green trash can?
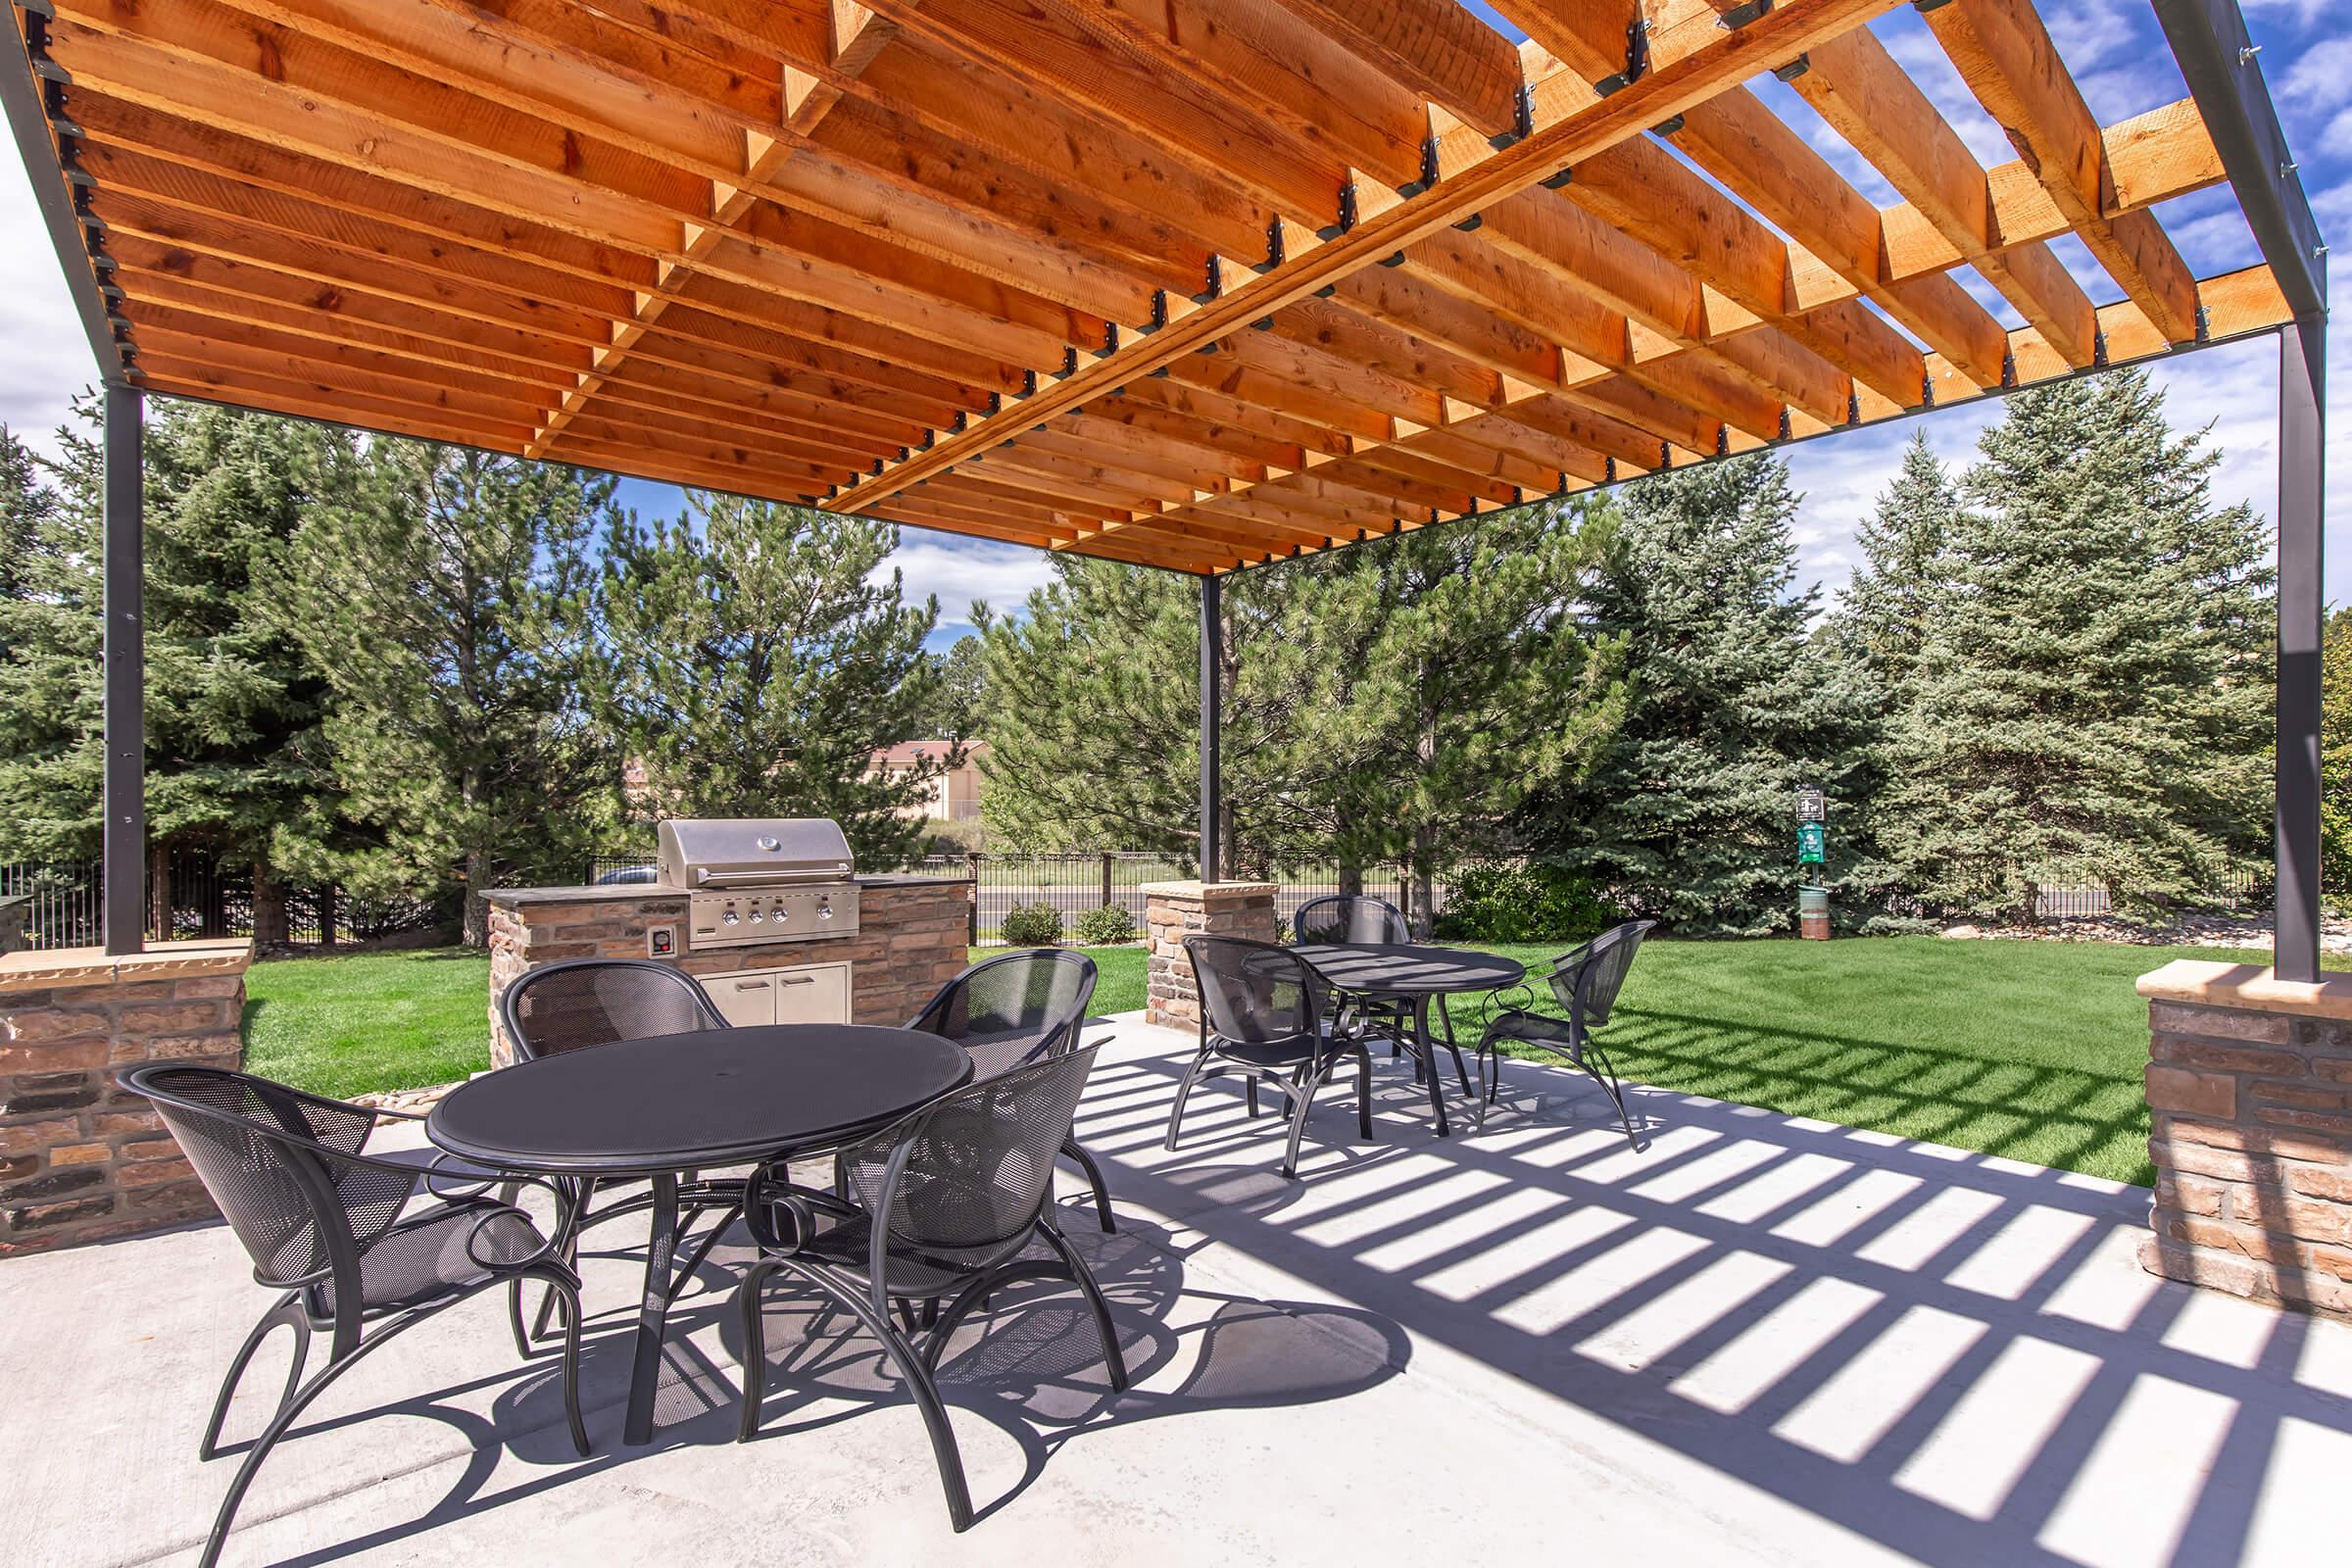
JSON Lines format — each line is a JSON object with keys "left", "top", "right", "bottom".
{"left": 1796, "top": 886, "right": 1830, "bottom": 916}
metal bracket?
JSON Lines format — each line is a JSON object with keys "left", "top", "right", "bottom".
{"left": 1193, "top": 254, "right": 1223, "bottom": 305}
{"left": 1250, "top": 316, "right": 1275, "bottom": 330}
{"left": 986, "top": 392, "right": 1003, "bottom": 416}
{"left": 1452, "top": 213, "right": 1483, "bottom": 233}
{"left": 1845, "top": 390, "right": 1861, "bottom": 424}
{"left": 951, "top": 410, "right": 969, "bottom": 433}
{"left": 1317, "top": 182, "right": 1359, "bottom": 242}
{"left": 1914, "top": 0, "right": 1954, "bottom": 12}
{"left": 1250, "top": 215, "right": 1285, "bottom": 274}
{"left": 1653, "top": 114, "right": 1685, "bottom": 136}
{"left": 1060, "top": 346, "right": 1079, "bottom": 377}
{"left": 1146, "top": 289, "right": 1168, "bottom": 332}
{"left": 2000, "top": 347, "right": 2017, "bottom": 388}
{"left": 1021, "top": 368, "right": 1038, "bottom": 397}
{"left": 1313, "top": 281, "right": 1336, "bottom": 298}
{"left": 2092, "top": 326, "right": 2109, "bottom": 367}
{"left": 1715, "top": 424, "right": 1730, "bottom": 457}
{"left": 1149, "top": 365, "right": 1170, "bottom": 378}
{"left": 1489, "top": 80, "right": 1536, "bottom": 149}
{"left": 2194, "top": 303, "right": 2211, "bottom": 343}
{"left": 917, "top": 430, "right": 934, "bottom": 451}
{"left": 1777, "top": 408, "right": 1792, "bottom": 441}
{"left": 1596, "top": 19, "right": 1650, "bottom": 96}
{"left": 1920, "top": 372, "right": 1935, "bottom": 409}
{"left": 1539, "top": 167, "right": 1574, "bottom": 190}
{"left": 1398, "top": 134, "right": 1442, "bottom": 198}
{"left": 1379, "top": 251, "right": 1406, "bottom": 268}
{"left": 1097, "top": 322, "right": 1120, "bottom": 356}
{"left": 1773, "top": 54, "right": 1811, "bottom": 82}
{"left": 1603, "top": 457, "right": 1617, "bottom": 484}
{"left": 1718, "top": 0, "right": 1772, "bottom": 26}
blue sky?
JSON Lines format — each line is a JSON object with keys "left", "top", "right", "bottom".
{"left": 3, "top": 2, "right": 2343, "bottom": 655}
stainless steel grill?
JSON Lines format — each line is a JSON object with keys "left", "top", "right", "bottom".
{"left": 655, "top": 818, "right": 858, "bottom": 952}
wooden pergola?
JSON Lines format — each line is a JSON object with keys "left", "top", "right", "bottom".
{"left": 0, "top": 0, "right": 2326, "bottom": 967}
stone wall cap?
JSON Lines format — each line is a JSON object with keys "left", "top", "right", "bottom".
{"left": 489, "top": 873, "right": 964, "bottom": 909}
{"left": 2137, "top": 959, "right": 2352, "bottom": 1021}
{"left": 0, "top": 937, "right": 255, "bottom": 995}
{"left": 1139, "top": 880, "right": 1277, "bottom": 898}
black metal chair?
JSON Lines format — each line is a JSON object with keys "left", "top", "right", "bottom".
{"left": 499, "top": 956, "right": 737, "bottom": 1316}
{"left": 1168, "top": 935, "right": 1374, "bottom": 1179}
{"left": 120, "top": 1064, "right": 589, "bottom": 1568}
{"left": 1473, "top": 919, "right": 1658, "bottom": 1146}
{"left": 1291, "top": 893, "right": 1417, "bottom": 1062}
{"left": 900, "top": 949, "right": 1117, "bottom": 1232}
{"left": 736, "top": 1045, "right": 1127, "bottom": 1532}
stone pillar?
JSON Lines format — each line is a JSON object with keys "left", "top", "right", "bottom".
{"left": 0, "top": 938, "right": 252, "bottom": 1254}
{"left": 2136, "top": 960, "right": 2352, "bottom": 1320}
{"left": 1143, "top": 881, "right": 1278, "bottom": 1029}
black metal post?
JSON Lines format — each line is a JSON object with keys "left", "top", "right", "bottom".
{"left": 102, "top": 382, "right": 145, "bottom": 956}
{"left": 2275, "top": 316, "right": 2325, "bottom": 982}
{"left": 1199, "top": 572, "right": 1221, "bottom": 884}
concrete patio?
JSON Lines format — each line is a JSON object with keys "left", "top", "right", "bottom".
{"left": 8, "top": 1013, "right": 2351, "bottom": 1568}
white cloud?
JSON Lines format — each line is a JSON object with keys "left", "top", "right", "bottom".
{"left": 0, "top": 143, "right": 98, "bottom": 459}
{"left": 877, "top": 536, "right": 1058, "bottom": 632}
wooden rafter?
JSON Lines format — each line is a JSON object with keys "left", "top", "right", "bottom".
{"left": 3, "top": 0, "right": 2303, "bottom": 576}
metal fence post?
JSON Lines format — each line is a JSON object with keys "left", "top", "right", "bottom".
{"left": 965, "top": 851, "right": 981, "bottom": 945}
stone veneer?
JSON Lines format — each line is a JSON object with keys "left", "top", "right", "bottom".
{"left": 2137, "top": 959, "right": 2352, "bottom": 1320}
{"left": 487, "top": 875, "right": 972, "bottom": 1067}
{"left": 1143, "top": 881, "right": 1280, "bottom": 1029}
{"left": 0, "top": 938, "right": 252, "bottom": 1254}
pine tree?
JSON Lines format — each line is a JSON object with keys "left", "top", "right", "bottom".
{"left": 0, "top": 425, "right": 56, "bottom": 601}
{"left": 272, "top": 442, "right": 612, "bottom": 945}
{"left": 1828, "top": 431, "right": 1961, "bottom": 700}
{"left": 2321, "top": 608, "right": 2352, "bottom": 894}
{"left": 925, "top": 633, "right": 987, "bottom": 741}
{"left": 1870, "top": 368, "right": 2273, "bottom": 921}
{"left": 1260, "top": 499, "right": 1629, "bottom": 927}
{"left": 1531, "top": 454, "right": 1876, "bottom": 935}
{"left": 589, "top": 494, "right": 947, "bottom": 869}
{"left": 0, "top": 403, "right": 334, "bottom": 948}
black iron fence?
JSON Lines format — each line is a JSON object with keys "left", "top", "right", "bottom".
{"left": 0, "top": 848, "right": 2276, "bottom": 952}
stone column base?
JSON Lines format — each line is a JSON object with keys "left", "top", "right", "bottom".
{"left": 2135, "top": 960, "right": 2352, "bottom": 1320}
{"left": 1143, "top": 881, "right": 1279, "bottom": 1029}
{"left": 1, "top": 939, "right": 253, "bottom": 1254}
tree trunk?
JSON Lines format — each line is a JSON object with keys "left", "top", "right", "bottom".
{"left": 1338, "top": 855, "right": 1364, "bottom": 899}
{"left": 1410, "top": 823, "right": 1437, "bottom": 940}
{"left": 147, "top": 841, "right": 171, "bottom": 944}
{"left": 463, "top": 844, "right": 492, "bottom": 947}
{"left": 252, "top": 853, "right": 289, "bottom": 951}
{"left": 318, "top": 883, "right": 339, "bottom": 949}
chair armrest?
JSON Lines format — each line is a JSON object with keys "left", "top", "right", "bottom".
{"left": 742, "top": 1160, "right": 861, "bottom": 1254}
{"left": 458, "top": 1170, "right": 579, "bottom": 1272}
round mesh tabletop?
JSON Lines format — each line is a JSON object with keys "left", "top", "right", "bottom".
{"left": 1293, "top": 944, "right": 1525, "bottom": 997}
{"left": 426, "top": 1025, "right": 971, "bottom": 1175}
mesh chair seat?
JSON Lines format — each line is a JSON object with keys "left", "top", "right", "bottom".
{"left": 737, "top": 1046, "right": 1126, "bottom": 1534}
{"left": 1171, "top": 935, "right": 1374, "bottom": 1179}
{"left": 312, "top": 1200, "right": 553, "bottom": 1319}
{"left": 1481, "top": 1008, "right": 1586, "bottom": 1052}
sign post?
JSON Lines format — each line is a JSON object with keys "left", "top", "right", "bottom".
{"left": 1796, "top": 787, "right": 1830, "bottom": 941}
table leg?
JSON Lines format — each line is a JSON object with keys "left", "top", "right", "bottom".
{"left": 623, "top": 1171, "right": 680, "bottom": 1446}
{"left": 1414, "top": 997, "right": 1451, "bottom": 1138}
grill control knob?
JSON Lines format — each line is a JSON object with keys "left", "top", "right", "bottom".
{"left": 748, "top": 908, "right": 762, "bottom": 923}
{"left": 818, "top": 901, "right": 836, "bottom": 920}
{"left": 722, "top": 908, "right": 739, "bottom": 926}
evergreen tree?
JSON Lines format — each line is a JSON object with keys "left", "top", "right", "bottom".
{"left": 1827, "top": 431, "right": 1961, "bottom": 699}
{"left": 1869, "top": 369, "right": 2273, "bottom": 920}
{"left": 1257, "top": 500, "right": 1629, "bottom": 928}
{"left": 975, "top": 558, "right": 1287, "bottom": 860}
{"left": 1530, "top": 454, "right": 1876, "bottom": 935}
{"left": 925, "top": 632, "right": 987, "bottom": 741}
{"left": 0, "top": 403, "right": 335, "bottom": 948}
{"left": 0, "top": 425, "right": 56, "bottom": 601}
{"left": 589, "top": 493, "right": 947, "bottom": 869}
{"left": 273, "top": 442, "right": 612, "bottom": 945}
{"left": 2321, "top": 608, "right": 2352, "bottom": 895}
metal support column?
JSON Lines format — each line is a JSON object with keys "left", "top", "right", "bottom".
{"left": 102, "top": 382, "right": 145, "bottom": 956}
{"left": 2275, "top": 316, "right": 2326, "bottom": 982}
{"left": 1199, "top": 571, "right": 1222, "bottom": 884}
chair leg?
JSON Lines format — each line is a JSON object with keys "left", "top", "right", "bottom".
{"left": 781, "top": 1261, "right": 976, "bottom": 1533}
{"left": 736, "top": 1259, "right": 781, "bottom": 1444}
{"left": 1060, "top": 1136, "right": 1117, "bottom": 1234}
{"left": 1352, "top": 1044, "right": 1374, "bottom": 1140}
{"left": 1437, "top": 1001, "right": 1474, "bottom": 1098}
{"left": 532, "top": 1175, "right": 592, "bottom": 1344}
{"left": 1162, "top": 1051, "right": 1214, "bottom": 1152}
{"left": 200, "top": 1296, "right": 308, "bottom": 1462}
{"left": 526, "top": 1266, "right": 593, "bottom": 1459}
{"left": 1245, "top": 1077, "right": 1259, "bottom": 1119}
{"left": 1280, "top": 1061, "right": 1335, "bottom": 1179}
{"left": 1038, "top": 1217, "right": 1130, "bottom": 1392}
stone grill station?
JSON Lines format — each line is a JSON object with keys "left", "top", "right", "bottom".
{"left": 487, "top": 875, "right": 972, "bottom": 1069}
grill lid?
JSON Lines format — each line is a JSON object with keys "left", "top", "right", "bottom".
{"left": 656, "top": 818, "right": 856, "bottom": 888}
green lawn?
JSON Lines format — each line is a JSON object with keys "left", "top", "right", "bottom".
{"left": 243, "top": 935, "right": 2322, "bottom": 1185}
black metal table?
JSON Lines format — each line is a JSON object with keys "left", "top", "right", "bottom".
{"left": 427, "top": 1023, "right": 971, "bottom": 1446}
{"left": 1294, "top": 944, "right": 1526, "bottom": 1138}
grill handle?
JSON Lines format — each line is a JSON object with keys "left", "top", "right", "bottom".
{"left": 693, "top": 868, "right": 848, "bottom": 886}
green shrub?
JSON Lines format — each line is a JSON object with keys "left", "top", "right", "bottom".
{"left": 999, "top": 902, "right": 1064, "bottom": 947}
{"left": 1073, "top": 904, "right": 1138, "bottom": 945}
{"left": 1432, "top": 861, "right": 1621, "bottom": 945}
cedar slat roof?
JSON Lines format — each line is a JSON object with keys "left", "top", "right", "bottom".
{"left": 4, "top": 0, "right": 2304, "bottom": 574}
